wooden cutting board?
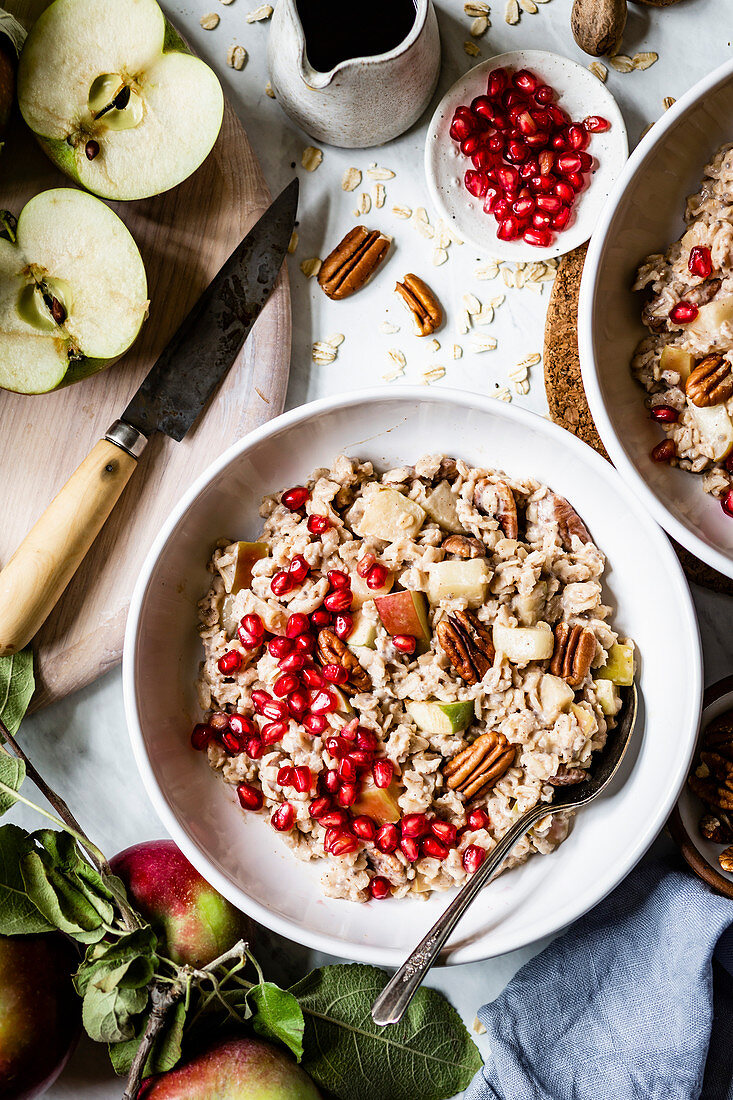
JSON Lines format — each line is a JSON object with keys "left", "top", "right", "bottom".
{"left": 1, "top": 4, "right": 292, "bottom": 709}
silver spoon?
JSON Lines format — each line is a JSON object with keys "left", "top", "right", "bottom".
{"left": 371, "top": 684, "right": 638, "bottom": 1026}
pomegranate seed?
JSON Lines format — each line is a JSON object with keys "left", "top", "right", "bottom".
{"left": 323, "top": 770, "right": 341, "bottom": 795}
{"left": 246, "top": 737, "right": 263, "bottom": 759}
{"left": 287, "top": 690, "right": 309, "bottom": 719}
{"left": 538, "top": 150, "right": 554, "bottom": 175}
{"left": 190, "top": 723, "right": 212, "bottom": 750}
{"left": 237, "top": 625, "right": 261, "bottom": 649}
{"left": 401, "top": 813, "right": 429, "bottom": 839}
{"left": 269, "top": 636, "right": 293, "bottom": 659}
{"left": 366, "top": 565, "right": 388, "bottom": 590}
{"left": 328, "top": 569, "right": 351, "bottom": 590}
{"left": 271, "top": 571, "right": 294, "bottom": 597}
{"left": 286, "top": 612, "right": 310, "bottom": 638}
{"left": 240, "top": 613, "right": 264, "bottom": 640}
{"left": 583, "top": 114, "right": 610, "bottom": 133}
{"left": 375, "top": 823, "right": 400, "bottom": 853}
{"left": 309, "top": 796, "right": 332, "bottom": 818}
{"left": 352, "top": 815, "right": 377, "bottom": 841}
{"left": 463, "top": 845, "right": 486, "bottom": 874}
{"left": 471, "top": 94, "right": 493, "bottom": 120}
{"left": 567, "top": 124, "right": 589, "bottom": 151}
{"left": 557, "top": 152, "right": 582, "bottom": 176}
{"left": 348, "top": 750, "right": 373, "bottom": 768}
{"left": 278, "top": 764, "right": 295, "bottom": 786}
{"left": 498, "top": 217, "right": 521, "bottom": 241}
{"left": 537, "top": 194, "right": 562, "bottom": 214}
{"left": 554, "top": 180, "right": 575, "bottom": 204}
{"left": 512, "top": 69, "right": 537, "bottom": 93}
{"left": 310, "top": 689, "right": 337, "bottom": 714}
{"left": 369, "top": 876, "right": 391, "bottom": 900}
{"left": 721, "top": 491, "right": 733, "bottom": 518}
{"left": 279, "top": 652, "right": 306, "bottom": 673}
{"left": 472, "top": 148, "right": 497, "bottom": 173}
{"left": 307, "top": 513, "right": 331, "bottom": 534}
{"left": 357, "top": 728, "right": 379, "bottom": 752}
{"left": 251, "top": 689, "right": 271, "bottom": 713}
{"left": 304, "top": 713, "right": 327, "bottom": 735}
{"left": 468, "top": 807, "right": 491, "bottom": 830}
{"left": 334, "top": 613, "right": 354, "bottom": 640}
{"left": 262, "top": 720, "right": 288, "bottom": 745}
{"left": 282, "top": 486, "right": 310, "bottom": 511}
{"left": 222, "top": 729, "right": 245, "bottom": 754}
{"left": 263, "top": 697, "right": 288, "bottom": 720}
{"left": 488, "top": 134, "right": 505, "bottom": 154}
{"left": 326, "top": 736, "right": 347, "bottom": 759}
{"left": 330, "top": 832, "right": 359, "bottom": 856}
{"left": 450, "top": 116, "right": 473, "bottom": 142}
{"left": 340, "top": 719, "right": 359, "bottom": 741}
{"left": 431, "top": 820, "right": 458, "bottom": 846}
{"left": 237, "top": 783, "right": 263, "bottom": 811}
{"left": 577, "top": 151, "right": 593, "bottom": 172}
{"left": 549, "top": 105, "right": 570, "bottom": 129}
{"left": 525, "top": 131, "right": 550, "bottom": 149}
{"left": 400, "top": 837, "right": 420, "bottom": 862}
{"left": 319, "top": 808, "right": 348, "bottom": 828}
{"left": 513, "top": 195, "right": 535, "bottom": 219}
{"left": 311, "top": 608, "right": 332, "bottom": 628}
{"left": 295, "top": 634, "right": 316, "bottom": 654}
{"left": 534, "top": 84, "right": 554, "bottom": 105}
{"left": 651, "top": 405, "right": 679, "bottom": 424}
{"left": 517, "top": 110, "right": 537, "bottom": 135}
{"left": 488, "top": 67, "right": 508, "bottom": 97}
{"left": 551, "top": 131, "right": 568, "bottom": 151}
{"left": 229, "top": 714, "right": 257, "bottom": 738}
{"left": 357, "top": 553, "right": 377, "bottom": 577}
{"left": 272, "top": 803, "right": 295, "bottom": 831}
{"left": 338, "top": 758, "right": 358, "bottom": 783}
{"left": 302, "top": 667, "right": 324, "bottom": 689}
{"left": 566, "top": 171, "right": 585, "bottom": 192}
{"left": 465, "top": 169, "right": 489, "bottom": 198}
{"left": 373, "top": 759, "right": 394, "bottom": 788}
{"left": 422, "top": 836, "right": 449, "bottom": 860}
{"left": 462, "top": 134, "right": 482, "bottom": 157}
{"left": 323, "top": 663, "right": 349, "bottom": 686}
{"left": 323, "top": 826, "right": 341, "bottom": 853}
{"left": 288, "top": 555, "right": 310, "bottom": 584}
{"left": 506, "top": 139, "right": 528, "bottom": 164}
{"left": 208, "top": 712, "right": 230, "bottom": 731}
{"left": 651, "top": 439, "right": 676, "bottom": 463}
{"left": 493, "top": 197, "right": 510, "bottom": 221}
{"left": 532, "top": 211, "right": 552, "bottom": 230}
{"left": 337, "top": 783, "right": 359, "bottom": 807}
{"left": 217, "top": 650, "right": 242, "bottom": 675}
{"left": 669, "top": 301, "right": 699, "bottom": 325}
{"left": 688, "top": 246, "right": 713, "bottom": 279}
{"left": 273, "top": 672, "right": 300, "bottom": 697}
{"left": 497, "top": 164, "right": 519, "bottom": 191}
{"left": 392, "top": 634, "right": 417, "bottom": 655}
{"left": 324, "top": 589, "right": 352, "bottom": 612}
{"left": 293, "top": 765, "right": 312, "bottom": 792}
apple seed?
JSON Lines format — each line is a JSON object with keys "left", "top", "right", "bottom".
{"left": 85, "top": 139, "right": 99, "bottom": 160}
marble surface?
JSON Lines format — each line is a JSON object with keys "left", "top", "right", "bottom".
{"left": 7, "top": 0, "right": 733, "bottom": 1096}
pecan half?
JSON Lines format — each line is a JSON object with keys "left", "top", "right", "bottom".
{"left": 535, "top": 491, "right": 591, "bottom": 548}
{"left": 444, "top": 731, "right": 515, "bottom": 799}
{"left": 548, "top": 765, "right": 587, "bottom": 786}
{"left": 437, "top": 610, "right": 495, "bottom": 685}
{"left": 395, "top": 273, "right": 443, "bottom": 336}
{"left": 719, "top": 846, "right": 733, "bottom": 873}
{"left": 317, "top": 628, "right": 371, "bottom": 693}
{"left": 473, "top": 479, "right": 519, "bottom": 539}
{"left": 318, "top": 226, "right": 390, "bottom": 300}
{"left": 441, "top": 534, "right": 485, "bottom": 559}
{"left": 549, "top": 622, "right": 596, "bottom": 688}
{"left": 685, "top": 354, "right": 733, "bottom": 407}
{"left": 699, "top": 813, "right": 733, "bottom": 845}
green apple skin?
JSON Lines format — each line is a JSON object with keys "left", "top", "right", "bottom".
{"left": 374, "top": 590, "right": 431, "bottom": 642}
{"left": 0, "top": 932, "right": 80, "bottom": 1100}
{"left": 406, "top": 699, "right": 474, "bottom": 735}
{"left": 109, "top": 840, "right": 249, "bottom": 969}
{"left": 138, "top": 1036, "right": 322, "bottom": 1100}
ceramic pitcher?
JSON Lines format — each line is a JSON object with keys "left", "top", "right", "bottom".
{"left": 267, "top": 0, "right": 441, "bottom": 148}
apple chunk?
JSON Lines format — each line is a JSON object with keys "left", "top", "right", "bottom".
{"left": 0, "top": 188, "right": 147, "bottom": 394}
{"left": 349, "top": 567, "right": 394, "bottom": 609}
{"left": 374, "top": 590, "right": 431, "bottom": 642}
{"left": 406, "top": 699, "right": 474, "bottom": 735}
{"left": 426, "top": 559, "right": 490, "bottom": 606}
{"left": 687, "top": 400, "right": 733, "bottom": 461}
{"left": 595, "top": 642, "right": 634, "bottom": 686}
{"left": 346, "top": 610, "right": 377, "bottom": 649}
{"left": 358, "top": 488, "right": 426, "bottom": 541}
{"left": 659, "top": 345, "right": 694, "bottom": 381}
{"left": 221, "top": 541, "right": 268, "bottom": 593}
{"left": 493, "top": 621, "right": 553, "bottom": 665}
{"left": 352, "top": 777, "right": 401, "bottom": 824}
{"left": 422, "top": 481, "right": 465, "bottom": 533}
{"left": 18, "top": 0, "right": 224, "bottom": 201}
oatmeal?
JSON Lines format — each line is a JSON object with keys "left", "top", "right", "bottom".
{"left": 193, "top": 454, "right": 633, "bottom": 903}
{"left": 631, "top": 144, "right": 733, "bottom": 512}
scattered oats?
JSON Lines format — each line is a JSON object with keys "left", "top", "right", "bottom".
{"left": 474, "top": 308, "right": 494, "bottom": 325}
{"left": 356, "top": 192, "right": 371, "bottom": 215}
{"left": 265, "top": 81, "right": 275, "bottom": 98}
{"left": 300, "top": 257, "right": 322, "bottom": 278}
{"left": 509, "top": 365, "right": 528, "bottom": 383}
{"left": 663, "top": 96, "right": 676, "bottom": 110}
{"left": 301, "top": 146, "right": 323, "bottom": 171}
{"left": 526, "top": 280, "right": 543, "bottom": 293}
{"left": 470, "top": 16, "right": 489, "bottom": 36}
{"left": 464, "top": 0, "right": 489, "bottom": 14}
{"left": 516, "top": 352, "right": 541, "bottom": 370}
{"left": 545, "top": 257, "right": 558, "bottom": 268}
{"left": 633, "top": 51, "right": 658, "bottom": 71}
{"left": 487, "top": 293, "right": 505, "bottom": 308}
{"left": 475, "top": 260, "right": 500, "bottom": 280}
{"left": 526, "top": 261, "right": 544, "bottom": 281}
{"left": 246, "top": 3, "right": 273, "bottom": 19}
{"left": 442, "top": 221, "right": 464, "bottom": 246}
{"left": 515, "top": 268, "right": 525, "bottom": 288}
{"left": 434, "top": 223, "right": 451, "bottom": 249}
{"left": 534, "top": 0, "right": 550, "bottom": 4}
{"left": 380, "top": 321, "right": 400, "bottom": 334}
{"left": 312, "top": 341, "right": 337, "bottom": 364}
{"left": 414, "top": 220, "right": 435, "bottom": 240}
{"left": 640, "top": 122, "right": 654, "bottom": 139}
{"left": 470, "top": 335, "right": 498, "bottom": 352}
{"left": 393, "top": 204, "right": 412, "bottom": 219}
{"left": 514, "top": 379, "right": 530, "bottom": 394}
{"left": 457, "top": 311, "right": 471, "bottom": 335}
{"left": 255, "top": 387, "right": 270, "bottom": 403}
{"left": 414, "top": 207, "right": 429, "bottom": 223}
{"left": 588, "top": 61, "right": 608, "bottom": 82}
{"left": 374, "top": 183, "right": 386, "bottom": 209}
{"left": 367, "top": 167, "right": 395, "bottom": 180}
{"left": 200, "top": 12, "right": 220, "bottom": 29}
{"left": 463, "top": 293, "right": 482, "bottom": 315}
{"left": 388, "top": 348, "right": 407, "bottom": 368}
{"left": 609, "top": 55, "right": 634, "bottom": 74}
{"left": 452, "top": 344, "right": 463, "bottom": 359}
{"left": 287, "top": 230, "right": 298, "bottom": 254}
{"left": 464, "top": 40, "right": 480, "bottom": 56}
{"left": 472, "top": 1017, "right": 487, "bottom": 1036}
{"left": 325, "top": 333, "right": 345, "bottom": 348}
{"left": 494, "top": 385, "right": 512, "bottom": 402}
{"left": 430, "top": 339, "right": 441, "bottom": 352}
{"left": 505, "top": 0, "right": 519, "bottom": 23}
{"left": 227, "top": 44, "right": 247, "bottom": 69}
{"left": 342, "top": 166, "right": 362, "bottom": 192}
{"left": 433, "top": 248, "right": 448, "bottom": 266}
{"left": 502, "top": 268, "right": 515, "bottom": 287}
{"left": 608, "top": 39, "right": 621, "bottom": 58}
{"left": 382, "top": 367, "right": 404, "bottom": 382}
{"left": 520, "top": 0, "right": 537, "bottom": 11}
{"left": 423, "top": 366, "right": 446, "bottom": 384}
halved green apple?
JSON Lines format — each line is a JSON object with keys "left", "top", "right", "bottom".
{"left": 406, "top": 699, "right": 474, "bottom": 735}
{"left": 17, "top": 0, "right": 224, "bottom": 201}
{"left": 0, "top": 188, "right": 147, "bottom": 394}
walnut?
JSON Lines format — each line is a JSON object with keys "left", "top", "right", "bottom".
{"left": 548, "top": 765, "right": 587, "bottom": 786}
{"left": 318, "top": 226, "right": 390, "bottom": 300}
{"left": 443, "top": 731, "right": 515, "bottom": 799}
{"left": 473, "top": 479, "right": 519, "bottom": 539}
{"left": 441, "top": 534, "right": 485, "bottom": 559}
{"left": 719, "top": 846, "right": 733, "bottom": 874}
{"left": 436, "top": 610, "right": 495, "bottom": 685}
{"left": 699, "top": 813, "right": 733, "bottom": 845}
{"left": 689, "top": 707, "right": 733, "bottom": 818}
{"left": 316, "top": 628, "right": 371, "bottom": 693}
{"left": 685, "top": 354, "right": 733, "bottom": 408}
{"left": 549, "top": 622, "right": 596, "bottom": 688}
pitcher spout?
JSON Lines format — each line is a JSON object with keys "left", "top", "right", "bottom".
{"left": 298, "top": 54, "right": 337, "bottom": 90}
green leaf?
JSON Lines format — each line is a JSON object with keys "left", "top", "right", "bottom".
{"left": 32, "top": 830, "right": 116, "bottom": 925}
{"left": 0, "top": 824, "right": 53, "bottom": 935}
{"left": 250, "top": 982, "right": 305, "bottom": 1061}
{"left": 289, "top": 964, "right": 483, "bottom": 1100}
{"left": 108, "top": 1001, "right": 187, "bottom": 1077}
{"left": 21, "top": 850, "right": 107, "bottom": 942}
{"left": 76, "top": 929, "right": 158, "bottom": 1043}
{"left": 0, "top": 649, "right": 35, "bottom": 737}
{"left": 0, "top": 750, "right": 25, "bottom": 816}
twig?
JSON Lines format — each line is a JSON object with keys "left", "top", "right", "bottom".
{"left": 123, "top": 980, "right": 184, "bottom": 1100}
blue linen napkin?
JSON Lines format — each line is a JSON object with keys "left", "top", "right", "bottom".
{"left": 466, "top": 856, "right": 733, "bottom": 1100}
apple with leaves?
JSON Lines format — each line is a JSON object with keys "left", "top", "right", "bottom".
{"left": 110, "top": 840, "right": 250, "bottom": 969}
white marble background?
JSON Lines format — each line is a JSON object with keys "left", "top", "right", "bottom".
{"left": 8, "top": 0, "right": 733, "bottom": 1096}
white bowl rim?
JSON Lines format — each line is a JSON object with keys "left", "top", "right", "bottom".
{"left": 579, "top": 54, "right": 733, "bottom": 581}
{"left": 123, "top": 385, "right": 703, "bottom": 964}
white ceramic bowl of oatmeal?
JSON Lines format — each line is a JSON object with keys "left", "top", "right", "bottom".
{"left": 579, "top": 56, "right": 733, "bottom": 579}
{"left": 123, "top": 388, "right": 701, "bottom": 965}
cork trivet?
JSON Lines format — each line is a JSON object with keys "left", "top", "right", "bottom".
{"left": 544, "top": 244, "right": 733, "bottom": 596}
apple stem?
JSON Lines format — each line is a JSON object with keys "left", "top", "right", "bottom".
{"left": 123, "top": 979, "right": 184, "bottom": 1100}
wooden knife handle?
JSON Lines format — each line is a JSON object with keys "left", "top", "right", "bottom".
{"left": 0, "top": 423, "right": 146, "bottom": 656}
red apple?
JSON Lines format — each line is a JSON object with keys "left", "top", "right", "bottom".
{"left": 374, "top": 590, "right": 430, "bottom": 642}
{"left": 0, "top": 932, "right": 80, "bottom": 1099}
{"left": 110, "top": 840, "right": 250, "bottom": 968}
{"left": 138, "top": 1036, "right": 322, "bottom": 1099}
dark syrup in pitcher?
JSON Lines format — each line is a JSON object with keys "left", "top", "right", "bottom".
{"left": 296, "top": 0, "right": 418, "bottom": 73}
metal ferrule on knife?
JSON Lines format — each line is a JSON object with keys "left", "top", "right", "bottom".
{"left": 105, "top": 420, "right": 148, "bottom": 459}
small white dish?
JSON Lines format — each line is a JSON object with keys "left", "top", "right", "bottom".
{"left": 123, "top": 388, "right": 701, "bottom": 966}
{"left": 424, "top": 50, "right": 628, "bottom": 262}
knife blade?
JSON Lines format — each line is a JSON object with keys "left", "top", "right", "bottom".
{"left": 0, "top": 178, "right": 299, "bottom": 656}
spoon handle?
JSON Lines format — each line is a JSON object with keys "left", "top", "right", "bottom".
{"left": 371, "top": 801, "right": 549, "bottom": 1026}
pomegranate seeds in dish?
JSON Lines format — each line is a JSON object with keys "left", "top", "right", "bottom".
{"left": 194, "top": 454, "right": 633, "bottom": 903}
{"left": 632, "top": 144, "right": 733, "bottom": 512}
{"left": 449, "top": 66, "right": 607, "bottom": 248}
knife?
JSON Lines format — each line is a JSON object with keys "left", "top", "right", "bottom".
{"left": 0, "top": 177, "right": 299, "bottom": 657}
